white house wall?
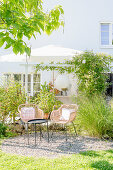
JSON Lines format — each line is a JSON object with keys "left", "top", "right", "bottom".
{"left": 41, "top": 70, "right": 52, "bottom": 85}
{"left": 0, "top": 62, "right": 26, "bottom": 73}
{"left": 1, "top": 0, "right": 113, "bottom": 56}
{"left": 29, "top": 0, "right": 113, "bottom": 56}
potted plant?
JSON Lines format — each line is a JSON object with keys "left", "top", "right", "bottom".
{"left": 34, "top": 82, "right": 62, "bottom": 119}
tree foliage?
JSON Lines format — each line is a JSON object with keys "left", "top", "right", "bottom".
{"left": 0, "top": 0, "right": 64, "bottom": 56}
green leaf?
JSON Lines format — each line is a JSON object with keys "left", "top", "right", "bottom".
{"left": 61, "top": 21, "right": 64, "bottom": 27}
{"left": 13, "top": 46, "right": 18, "bottom": 55}
{"left": 19, "top": 0, "right": 24, "bottom": 7}
{"left": 58, "top": 5, "right": 64, "bottom": 14}
{"left": 25, "top": 47, "right": 31, "bottom": 57}
{"left": 12, "top": 23, "right": 20, "bottom": 29}
{"left": 4, "top": 43, "right": 12, "bottom": 49}
{"left": 37, "top": 21, "right": 44, "bottom": 31}
{"left": 0, "top": 38, "right": 5, "bottom": 47}
{"left": 0, "top": 32, "right": 5, "bottom": 38}
{"left": 33, "top": 33, "right": 36, "bottom": 39}
{"left": 17, "top": 32, "right": 23, "bottom": 39}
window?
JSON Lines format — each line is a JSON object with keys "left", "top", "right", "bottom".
{"left": 14, "top": 74, "right": 21, "bottom": 82}
{"left": 4, "top": 73, "right": 40, "bottom": 96}
{"left": 101, "top": 24, "right": 109, "bottom": 45}
{"left": 4, "top": 74, "right": 11, "bottom": 86}
{"left": 33, "top": 74, "right": 40, "bottom": 95}
{"left": 112, "top": 25, "right": 113, "bottom": 45}
{"left": 23, "top": 74, "right": 31, "bottom": 94}
{"left": 100, "top": 23, "right": 113, "bottom": 47}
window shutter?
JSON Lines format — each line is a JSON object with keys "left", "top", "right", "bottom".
{"left": 101, "top": 24, "right": 109, "bottom": 45}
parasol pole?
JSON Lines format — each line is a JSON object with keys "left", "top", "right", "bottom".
{"left": 25, "top": 54, "right": 28, "bottom": 103}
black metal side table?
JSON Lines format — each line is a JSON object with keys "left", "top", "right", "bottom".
{"left": 27, "top": 119, "right": 49, "bottom": 146}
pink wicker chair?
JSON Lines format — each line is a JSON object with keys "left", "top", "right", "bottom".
{"left": 50, "top": 104, "right": 78, "bottom": 141}
{"left": 18, "top": 104, "right": 44, "bottom": 123}
{"left": 18, "top": 104, "right": 45, "bottom": 144}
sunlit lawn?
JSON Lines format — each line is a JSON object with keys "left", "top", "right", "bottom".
{"left": 0, "top": 149, "right": 113, "bottom": 170}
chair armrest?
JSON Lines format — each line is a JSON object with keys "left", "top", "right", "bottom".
{"left": 67, "top": 112, "right": 77, "bottom": 123}
{"left": 50, "top": 110, "right": 61, "bottom": 122}
{"left": 35, "top": 108, "right": 44, "bottom": 119}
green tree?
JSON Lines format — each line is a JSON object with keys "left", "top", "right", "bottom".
{"left": 0, "top": 0, "right": 64, "bottom": 56}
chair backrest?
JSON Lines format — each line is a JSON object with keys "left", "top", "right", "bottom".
{"left": 18, "top": 104, "right": 44, "bottom": 123}
{"left": 59, "top": 104, "right": 78, "bottom": 121}
{"left": 60, "top": 104, "right": 78, "bottom": 111}
{"left": 50, "top": 104, "right": 78, "bottom": 122}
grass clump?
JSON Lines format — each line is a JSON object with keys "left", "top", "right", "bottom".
{"left": 0, "top": 150, "right": 112, "bottom": 169}
{"left": 0, "top": 123, "right": 18, "bottom": 139}
{"left": 0, "top": 123, "right": 7, "bottom": 138}
{"left": 75, "top": 94, "right": 113, "bottom": 138}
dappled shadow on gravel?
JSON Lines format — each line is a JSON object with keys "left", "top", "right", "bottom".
{"left": 1, "top": 132, "right": 113, "bottom": 158}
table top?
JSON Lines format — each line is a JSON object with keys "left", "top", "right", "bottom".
{"left": 28, "top": 119, "right": 48, "bottom": 124}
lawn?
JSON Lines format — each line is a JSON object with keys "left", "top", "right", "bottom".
{"left": 0, "top": 150, "right": 113, "bottom": 170}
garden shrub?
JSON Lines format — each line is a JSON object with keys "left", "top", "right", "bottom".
{"left": 75, "top": 94, "right": 113, "bottom": 138}
{"left": 0, "top": 123, "right": 7, "bottom": 137}
{"left": 0, "top": 81, "right": 26, "bottom": 123}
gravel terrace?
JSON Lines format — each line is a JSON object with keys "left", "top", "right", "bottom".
{"left": 1, "top": 132, "right": 113, "bottom": 158}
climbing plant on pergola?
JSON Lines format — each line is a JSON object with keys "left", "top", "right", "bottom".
{"left": 0, "top": 0, "right": 64, "bottom": 56}
{"left": 35, "top": 51, "right": 113, "bottom": 96}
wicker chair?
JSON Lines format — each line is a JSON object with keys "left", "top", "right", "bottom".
{"left": 50, "top": 104, "right": 78, "bottom": 141}
{"left": 18, "top": 104, "right": 44, "bottom": 144}
{"left": 18, "top": 104, "right": 44, "bottom": 123}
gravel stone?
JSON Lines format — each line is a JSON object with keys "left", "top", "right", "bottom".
{"left": 1, "top": 132, "right": 113, "bottom": 158}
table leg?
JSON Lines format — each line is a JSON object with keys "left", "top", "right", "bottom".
{"left": 27, "top": 123, "right": 29, "bottom": 145}
{"left": 47, "top": 121, "right": 49, "bottom": 143}
{"left": 24, "top": 123, "right": 26, "bottom": 140}
{"left": 40, "top": 125, "right": 41, "bottom": 141}
{"left": 35, "top": 123, "right": 36, "bottom": 146}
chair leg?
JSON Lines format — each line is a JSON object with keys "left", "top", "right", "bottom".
{"left": 39, "top": 125, "right": 42, "bottom": 141}
{"left": 34, "top": 123, "right": 36, "bottom": 146}
{"left": 27, "top": 123, "right": 29, "bottom": 145}
{"left": 40, "top": 129, "right": 43, "bottom": 138}
{"left": 32, "top": 124, "right": 35, "bottom": 134}
{"left": 72, "top": 122, "right": 77, "bottom": 136}
{"left": 51, "top": 131, "right": 54, "bottom": 140}
{"left": 24, "top": 123, "right": 26, "bottom": 140}
{"left": 64, "top": 125, "right": 68, "bottom": 142}
{"left": 50, "top": 124, "right": 55, "bottom": 141}
{"left": 47, "top": 121, "right": 49, "bottom": 143}
{"left": 51, "top": 123, "right": 57, "bottom": 140}
{"left": 65, "top": 126, "right": 67, "bottom": 142}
